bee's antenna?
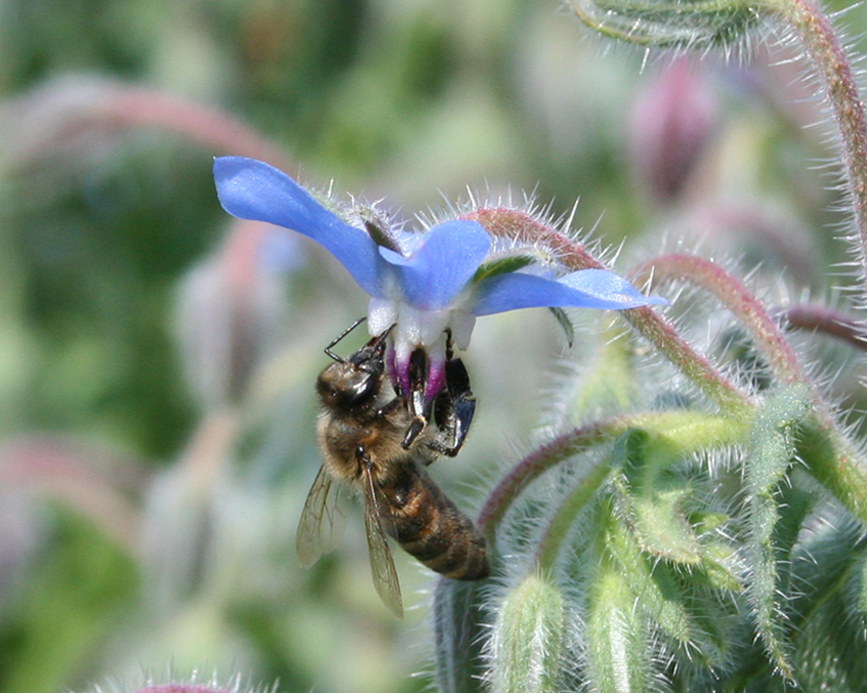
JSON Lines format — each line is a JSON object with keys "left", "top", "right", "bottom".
{"left": 325, "top": 317, "right": 367, "bottom": 361}
{"left": 373, "top": 323, "right": 396, "bottom": 349}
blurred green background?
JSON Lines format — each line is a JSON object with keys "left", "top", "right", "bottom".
{"left": 1, "top": 0, "right": 865, "bottom": 692}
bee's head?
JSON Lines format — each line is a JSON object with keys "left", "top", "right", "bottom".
{"left": 317, "top": 334, "right": 387, "bottom": 411}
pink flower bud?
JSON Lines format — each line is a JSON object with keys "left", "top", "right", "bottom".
{"left": 629, "top": 58, "right": 718, "bottom": 204}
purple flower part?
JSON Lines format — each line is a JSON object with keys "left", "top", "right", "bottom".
{"left": 386, "top": 346, "right": 400, "bottom": 393}
{"left": 390, "top": 341, "right": 448, "bottom": 401}
{"left": 426, "top": 355, "right": 447, "bottom": 400}
{"left": 214, "top": 156, "right": 383, "bottom": 296}
{"left": 378, "top": 220, "right": 491, "bottom": 309}
{"left": 470, "top": 268, "right": 668, "bottom": 316}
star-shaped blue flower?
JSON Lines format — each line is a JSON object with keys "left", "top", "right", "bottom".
{"left": 214, "top": 156, "right": 666, "bottom": 398}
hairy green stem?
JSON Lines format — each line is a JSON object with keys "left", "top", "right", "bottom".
{"left": 534, "top": 412, "right": 750, "bottom": 571}
{"left": 745, "top": 384, "right": 812, "bottom": 679}
{"left": 632, "top": 255, "right": 867, "bottom": 525}
{"left": 535, "top": 463, "right": 612, "bottom": 572}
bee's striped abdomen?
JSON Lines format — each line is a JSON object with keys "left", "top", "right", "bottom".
{"left": 380, "top": 460, "right": 490, "bottom": 580}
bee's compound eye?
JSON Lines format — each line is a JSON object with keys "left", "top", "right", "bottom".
{"left": 346, "top": 371, "right": 379, "bottom": 404}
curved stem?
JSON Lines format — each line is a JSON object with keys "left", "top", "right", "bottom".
{"left": 633, "top": 253, "right": 805, "bottom": 384}
{"left": 477, "top": 419, "right": 628, "bottom": 539}
{"left": 7, "top": 78, "right": 293, "bottom": 174}
{"left": 535, "top": 462, "right": 612, "bottom": 572}
{"left": 97, "top": 85, "right": 293, "bottom": 169}
{"left": 462, "top": 208, "right": 753, "bottom": 416}
{"left": 632, "top": 255, "right": 867, "bottom": 522}
{"left": 785, "top": 303, "right": 867, "bottom": 350}
{"left": 770, "top": 0, "right": 867, "bottom": 281}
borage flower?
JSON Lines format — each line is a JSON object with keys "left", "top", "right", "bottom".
{"left": 213, "top": 156, "right": 666, "bottom": 406}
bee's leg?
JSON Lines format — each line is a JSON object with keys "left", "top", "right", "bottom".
{"left": 402, "top": 348, "right": 432, "bottom": 449}
{"left": 354, "top": 444, "right": 370, "bottom": 475}
{"left": 429, "top": 357, "right": 476, "bottom": 457}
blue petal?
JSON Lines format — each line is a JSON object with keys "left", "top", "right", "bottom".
{"left": 380, "top": 220, "right": 491, "bottom": 309}
{"left": 214, "top": 156, "right": 384, "bottom": 296}
{"left": 470, "top": 268, "right": 668, "bottom": 316}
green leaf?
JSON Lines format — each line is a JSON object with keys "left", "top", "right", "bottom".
{"left": 605, "top": 509, "right": 693, "bottom": 644}
{"left": 567, "top": 0, "right": 767, "bottom": 50}
{"left": 472, "top": 255, "right": 534, "bottom": 283}
{"left": 490, "top": 574, "right": 565, "bottom": 693}
{"left": 689, "top": 510, "right": 730, "bottom": 535}
{"left": 695, "top": 542, "right": 743, "bottom": 592}
{"left": 794, "top": 567, "right": 867, "bottom": 692}
{"left": 632, "top": 490, "right": 702, "bottom": 563}
{"left": 859, "top": 556, "right": 867, "bottom": 615}
{"left": 745, "top": 383, "right": 811, "bottom": 680}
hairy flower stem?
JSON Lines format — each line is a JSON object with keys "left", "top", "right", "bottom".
{"left": 477, "top": 420, "right": 628, "bottom": 539}
{"left": 634, "top": 253, "right": 805, "bottom": 383}
{"left": 463, "top": 208, "right": 752, "bottom": 416}
{"left": 769, "top": 0, "right": 867, "bottom": 282}
{"left": 634, "top": 254, "right": 867, "bottom": 524}
{"left": 480, "top": 410, "right": 749, "bottom": 562}
{"left": 746, "top": 384, "right": 812, "bottom": 679}
{"left": 786, "top": 303, "right": 867, "bottom": 350}
{"left": 464, "top": 211, "right": 867, "bottom": 539}
{"left": 535, "top": 463, "right": 612, "bottom": 572}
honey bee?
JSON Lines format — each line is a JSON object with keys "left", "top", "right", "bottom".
{"left": 296, "top": 324, "right": 490, "bottom": 617}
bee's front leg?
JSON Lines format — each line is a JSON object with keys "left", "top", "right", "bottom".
{"left": 430, "top": 357, "right": 476, "bottom": 457}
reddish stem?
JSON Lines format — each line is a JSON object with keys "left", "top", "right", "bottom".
{"left": 462, "top": 208, "right": 752, "bottom": 415}
{"left": 633, "top": 253, "right": 805, "bottom": 384}
{"left": 785, "top": 304, "right": 867, "bottom": 350}
{"left": 95, "top": 86, "right": 291, "bottom": 169}
{"left": 477, "top": 419, "right": 628, "bottom": 538}
{"left": 775, "top": 0, "right": 867, "bottom": 280}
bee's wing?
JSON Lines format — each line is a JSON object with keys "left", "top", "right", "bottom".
{"left": 296, "top": 465, "right": 349, "bottom": 567}
{"left": 362, "top": 463, "right": 403, "bottom": 619}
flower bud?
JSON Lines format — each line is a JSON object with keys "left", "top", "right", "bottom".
{"left": 586, "top": 567, "right": 652, "bottom": 691}
{"left": 488, "top": 573, "right": 565, "bottom": 693}
{"left": 629, "top": 58, "right": 718, "bottom": 204}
